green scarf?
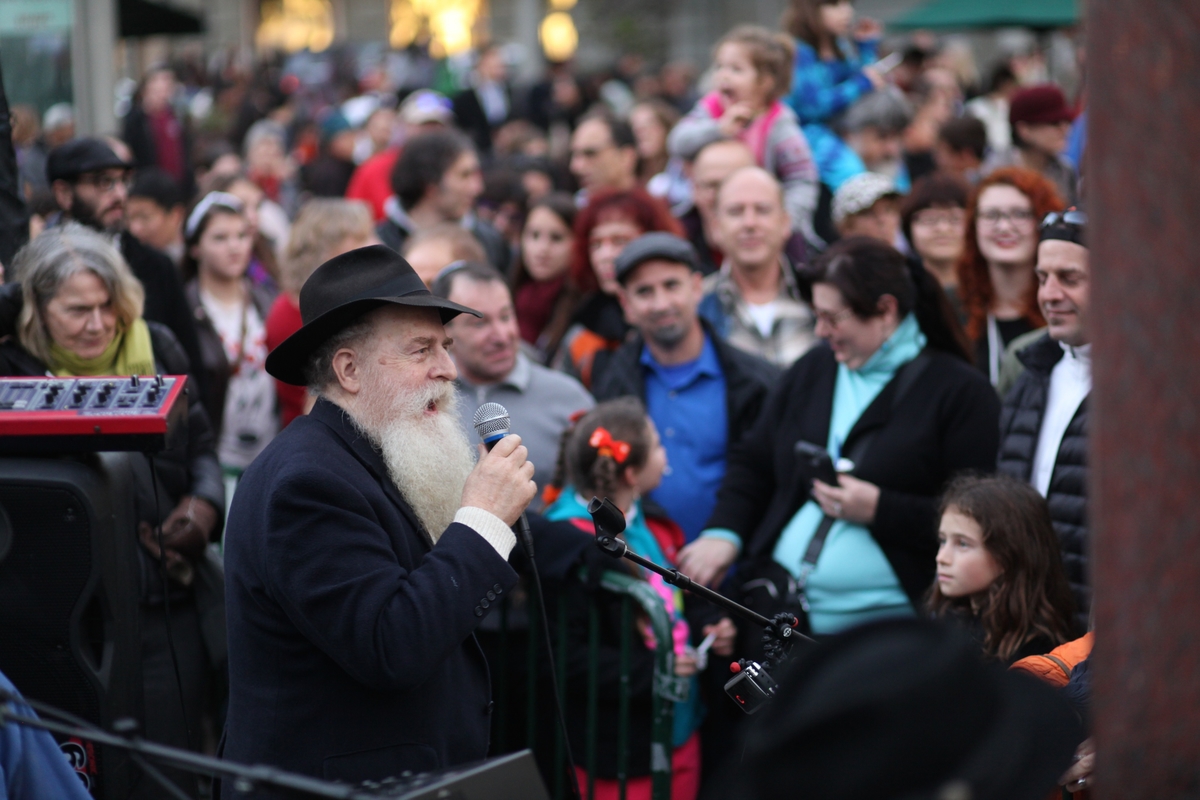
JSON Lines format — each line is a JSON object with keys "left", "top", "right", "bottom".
{"left": 48, "top": 319, "right": 157, "bottom": 377}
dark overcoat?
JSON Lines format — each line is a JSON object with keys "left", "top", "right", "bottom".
{"left": 221, "top": 398, "right": 518, "bottom": 793}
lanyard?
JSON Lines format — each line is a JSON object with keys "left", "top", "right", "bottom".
{"left": 986, "top": 314, "right": 1002, "bottom": 386}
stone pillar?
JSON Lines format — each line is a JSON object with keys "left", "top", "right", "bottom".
{"left": 1088, "top": 2, "right": 1200, "bottom": 796}
{"left": 72, "top": 0, "right": 117, "bottom": 135}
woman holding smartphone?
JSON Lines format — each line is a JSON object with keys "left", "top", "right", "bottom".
{"left": 678, "top": 237, "right": 998, "bottom": 636}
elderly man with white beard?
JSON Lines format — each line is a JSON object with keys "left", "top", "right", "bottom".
{"left": 221, "top": 245, "right": 536, "bottom": 795}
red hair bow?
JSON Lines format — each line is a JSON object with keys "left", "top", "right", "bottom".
{"left": 588, "top": 427, "right": 632, "bottom": 464}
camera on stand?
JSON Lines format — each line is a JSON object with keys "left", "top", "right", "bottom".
{"left": 586, "top": 497, "right": 812, "bottom": 715}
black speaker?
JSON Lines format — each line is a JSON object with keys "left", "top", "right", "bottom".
{"left": 0, "top": 453, "right": 144, "bottom": 798}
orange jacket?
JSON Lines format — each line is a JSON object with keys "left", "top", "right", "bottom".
{"left": 1011, "top": 633, "right": 1094, "bottom": 799}
{"left": 1010, "top": 632, "right": 1093, "bottom": 687}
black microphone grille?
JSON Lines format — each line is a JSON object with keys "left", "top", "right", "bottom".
{"left": 473, "top": 402, "right": 511, "bottom": 440}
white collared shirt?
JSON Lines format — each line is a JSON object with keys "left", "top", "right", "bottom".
{"left": 1031, "top": 342, "right": 1091, "bottom": 497}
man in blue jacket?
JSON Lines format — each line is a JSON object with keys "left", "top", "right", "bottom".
{"left": 221, "top": 245, "right": 536, "bottom": 793}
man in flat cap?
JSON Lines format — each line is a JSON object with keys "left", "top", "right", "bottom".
{"left": 592, "top": 232, "right": 778, "bottom": 546}
{"left": 221, "top": 246, "right": 536, "bottom": 793}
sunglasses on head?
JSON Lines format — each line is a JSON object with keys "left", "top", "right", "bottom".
{"left": 1040, "top": 209, "right": 1087, "bottom": 230}
{"left": 1039, "top": 208, "right": 1087, "bottom": 246}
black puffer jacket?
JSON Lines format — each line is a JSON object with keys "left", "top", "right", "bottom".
{"left": 997, "top": 333, "right": 1090, "bottom": 626}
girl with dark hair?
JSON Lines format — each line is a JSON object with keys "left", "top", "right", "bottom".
{"left": 508, "top": 192, "right": 577, "bottom": 357}
{"left": 782, "top": 0, "right": 886, "bottom": 189}
{"left": 954, "top": 166, "right": 1063, "bottom": 385}
{"left": 543, "top": 398, "right": 734, "bottom": 800}
{"left": 900, "top": 171, "right": 969, "bottom": 298}
{"left": 183, "top": 191, "right": 279, "bottom": 469}
{"left": 928, "top": 474, "right": 1076, "bottom": 664}
{"left": 551, "top": 188, "right": 683, "bottom": 387}
{"left": 200, "top": 170, "right": 287, "bottom": 293}
{"left": 679, "top": 236, "right": 999, "bottom": 636}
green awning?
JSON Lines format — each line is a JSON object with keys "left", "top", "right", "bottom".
{"left": 889, "top": 0, "right": 1079, "bottom": 30}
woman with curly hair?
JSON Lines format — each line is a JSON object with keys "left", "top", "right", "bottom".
{"left": 551, "top": 188, "right": 683, "bottom": 388}
{"left": 954, "top": 167, "right": 1063, "bottom": 386}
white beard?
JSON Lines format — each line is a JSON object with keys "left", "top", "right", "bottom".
{"left": 350, "top": 373, "right": 476, "bottom": 542}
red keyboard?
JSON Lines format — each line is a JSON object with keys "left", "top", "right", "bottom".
{"left": 0, "top": 375, "right": 188, "bottom": 453}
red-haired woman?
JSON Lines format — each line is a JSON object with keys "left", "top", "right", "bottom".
{"left": 955, "top": 167, "right": 1064, "bottom": 385}
{"left": 550, "top": 188, "right": 683, "bottom": 388}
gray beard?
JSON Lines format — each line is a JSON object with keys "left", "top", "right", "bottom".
{"left": 350, "top": 376, "right": 476, "bottom": 542}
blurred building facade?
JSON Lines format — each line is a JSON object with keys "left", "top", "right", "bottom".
{"left": 1, "top": 0, "right": 958, "bottom": 136}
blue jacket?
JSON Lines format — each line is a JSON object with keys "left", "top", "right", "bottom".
{"left": 1, "top": 672, "right": 94, "bottom": 800}
{"left": 222, "top": 398, "right": 519, "bottom": 793}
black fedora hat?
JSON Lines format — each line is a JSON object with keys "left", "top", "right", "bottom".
{"left": 266, "top": 245, "right": 480, "bottom": 386}
{"left": 714, "top": 618, "right": 1084, "bottom": 800}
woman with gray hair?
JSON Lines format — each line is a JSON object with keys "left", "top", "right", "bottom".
{"left": 0, "top": 224, "right": 224, "bottom": 795}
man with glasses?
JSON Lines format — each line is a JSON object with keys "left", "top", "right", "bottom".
{"left": 997, "top": 209, "right": 1092, "bottom": 626}
{"left": 45, "top": 137, "right": 204, "bottom": 383}
{"left": 569, "top": 109, "right": 638, "bottom": 203}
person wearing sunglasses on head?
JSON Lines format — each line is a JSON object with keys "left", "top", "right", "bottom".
{"left": 996, "top": 207, "right": 1092, "bottom": 631}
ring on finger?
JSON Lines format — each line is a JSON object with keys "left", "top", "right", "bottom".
{"left": 832, "top": 501, "right": 843, "bottom": 516}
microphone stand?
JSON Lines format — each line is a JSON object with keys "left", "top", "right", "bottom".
{"left": 586, "top": 497, "right": 814, "bottom": 648}
{"left": 0, "top": 688, "right": 375, "bottom": 799}
{"left": 587, "top": 497, "right": 814, "bottom": 714}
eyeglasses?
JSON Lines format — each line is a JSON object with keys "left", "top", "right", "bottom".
{"left": 76, "top": 172, "right": 132, "bottom": 193}
{"left": 813, "top": 307, "right": 856, "bottom": 328}
{"left": 1041, "top": 209, "right": 1088, "bottom": 229}
{"left": 912, "top": 209, "right": 966, "bottom": 228}
{"left": 977, "top": 208, "right": 1037, "bottom": 227}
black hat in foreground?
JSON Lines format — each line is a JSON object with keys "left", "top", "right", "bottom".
{"left": 713, "top": 618, "right": 1084, "bottom": 800}
{"left": 46, "top": 137, "right": 133, "bottom": 183}
{"left": 613, "top": 232, "right": 699, "bottom": 284}
{"left": 266, "top": 245, "right": 480, "bottom": 386}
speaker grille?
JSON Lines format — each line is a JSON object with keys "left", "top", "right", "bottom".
{"left": 0, "top": 486, "right": 101, "bottom": 725}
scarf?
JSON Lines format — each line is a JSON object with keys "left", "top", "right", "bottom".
{"left": 772, "top": 313, "right": 927, "bottom": 633}
{"left": 514, "top": 275, "right": 565, "bottom": 345}
{"left": 699, "top": 92, "right": 783, "bottom": 167}
{"left": 48, "top": 319, "right": 156, "bottom": 377}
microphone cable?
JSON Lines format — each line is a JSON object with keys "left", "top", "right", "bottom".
{"left": 524, "top": 535, "right": 582, "bottom": 800}
{"left": 473, "top": 403, "right": 581, "bottom": 800}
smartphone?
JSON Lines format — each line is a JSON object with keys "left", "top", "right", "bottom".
{"left": 794, "top": 440, "right": 839, "bottom": 486}
{"left": 874, "top": 52, "right": 903, "bottom": 74}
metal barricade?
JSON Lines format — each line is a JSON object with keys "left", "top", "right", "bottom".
{"left": 484, "top": 569, "right": 678, "bottom": 800}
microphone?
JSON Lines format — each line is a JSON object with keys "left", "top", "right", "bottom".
{"left": 473, "top": 402, "right": 513, "bottom": 451}
{"left": 472, "top": 402, "right": 535, "bottom": 558}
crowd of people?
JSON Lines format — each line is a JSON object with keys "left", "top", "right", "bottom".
{"left": 0, "top": 0, "right": 1097, "bottom": 797}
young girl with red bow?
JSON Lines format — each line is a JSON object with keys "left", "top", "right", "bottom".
{"left": 543, "top": 398, "right": 735, "bottom": 800}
